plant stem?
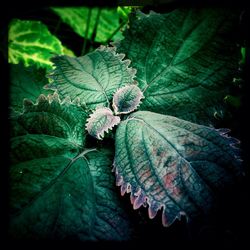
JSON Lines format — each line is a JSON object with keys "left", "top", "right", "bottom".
{"left": 81, "top": 8, "right": 92, "bottom": 56}
{"left": 104, "top": 20, "right": 127, "bottom": 45}
{"left": 90, "top": 8, "right": 101, "bottom": 45}
{"left": 74, "top": 148, "right": 97, "bottom": 163}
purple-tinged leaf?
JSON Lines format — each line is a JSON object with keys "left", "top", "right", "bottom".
{"left": 112, "top": 85, "right": 144, "bottom": 115}
{"left": 114, "top": 111, "right": 243, "bottom": 227}
{"left": 86, "top": 107, "right": 120, "bottom": 140}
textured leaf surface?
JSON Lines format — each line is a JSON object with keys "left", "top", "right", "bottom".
{"left": 10, "top": 93, "right": 87, "bottom": 149}
{"left": 116, "top": 9, "right": 239, "bottom": 125}
{"left": 10, "top": 63, "right": 52, "bottom": 111}
{"left": 46, "top": 46, "right": 137, "bottom": 109}
{"left": 9, "top": 95, "right": 132, "bottom": 240}
{"left": 114, "top": 111, "right": 242, "bottom": 226}
{"left": 51, "top": 7, "right": 122, "bottom": 43}
{"left": 86, "top": 107, "right": 120, "bottom": 140}
{"left": 8, "top": 19, "right": 63, "bottom": 69}
{"left": 112, "top": 85, "right": 144, "bottom": 115}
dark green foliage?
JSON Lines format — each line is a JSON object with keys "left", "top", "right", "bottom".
{"left": 10, "top": 63, "right": 52, "bottom": 111}
{"left": 116, "top": 9, "right": 239, "bottom": 125}
{"left": 8, "top": 7, "right": 244, "bottom": 241}
{"left": 9, "top": 94, "right": 133, "bottom": 240}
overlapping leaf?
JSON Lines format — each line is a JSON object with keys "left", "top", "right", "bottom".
{"left": 10, "top": 93, "right": 87, "bottom": 153}
{"left": 116, "top": 9, "right": 239, "bottom": 125}
{"left": 51, "top": 7, "right": 123, "bottom": 43}
{"left": 8, "top": 19, "right": 64, "bottom": 69}
{"left": 114, "top": 111, "right": 242, "bottom": 226}
{"left": 10, "top": 63, "right": 52, "bottom": 111}
{"left": 112, "top": 85, "right": 144, "bottom": 114}
{"left": 9, "top": 94, "right": 133, "bottom": 240}
{"left": 46, "top": 46, "right": 137, "bottom": 109}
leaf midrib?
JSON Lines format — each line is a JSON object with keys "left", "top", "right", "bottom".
{"left": 130, "top": 114, "right": 235, "bottom": 166}
{"left": 142, "top": 11, "right": 223, "bottom": 95}
{"left": 127, "top": 117, "right": 215, "bottom": 213}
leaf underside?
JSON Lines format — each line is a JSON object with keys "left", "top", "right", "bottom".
{"left": 116, "top": 9, "right": 239, "bottom": 125}
{"left": 46, "top": 45, "right": 137, "bottom": 109}
{"left": 86, "top": 107, "right": 121, "bottom": 140}
{"left": 8, "top": 19, "right": 63, "bottom": 69}
{"left": 114, "top": 111, "right": 242, "bottom": 227}
{"left": 112, "top": 85, "right": 144, "bottom": 115}
{"left": 9, "top": 94, "right": 132, "bottom": 240}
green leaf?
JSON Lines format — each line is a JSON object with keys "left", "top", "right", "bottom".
{"left": 51, "top": 7, "right": 123, "bottom": 43}
{"left": 62, "top": 45, "right": 76, "bottom": 57}
{"left": 86, "top": 107, "right": 120, "bottom": 140}
{"left": 46, "top": 46, "right": 137, "bottom": 109}
{"left": 114, "top": 111, "right": 242, "bottom": 226}
{"left": 117, "top": 6, "right": 133, "bottom": 21}
{"left": 10, "top": 63, "right": 52, "bottom": 111}
{"left": 8, "top": 19, "right": 64, "bottom": 69}
{"left": 116, "top": 9, "right": 239, "bottom": 125}
{"left": 9, "top": 94, "right": 132, "bottom": 240}
{"left": 10, "top": 93, "right": 87, "bottom": 149}
{"left": 112, "top": 85, "right": 144, "bottom": 115}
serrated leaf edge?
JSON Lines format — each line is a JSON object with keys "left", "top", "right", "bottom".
{"left": 86, "top": 107, "right": 121, "bottom": 140}
{"left": 112, "top": 128, "right": 242, "bottom": 227}
{"left": 112, "top": 162, "right": 187, "bottom": 227}
{"left": 112, "top": 84, "right": 144, "bottom": 115}
{"left": 45, "top": 45, "right": 138, "bottom": 97}
{"left": 96, "top": 45, "right": 138, "bottom": 84}
{"left": 21, "top": 92, "right": 81, "bottom": 115}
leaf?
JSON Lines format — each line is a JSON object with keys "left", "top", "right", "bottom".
{"left": 86, "top": 107, "right": 120, "bottom": 140}
{"left": 9, "top": 94, "right": 132, "bottom": 240}
{"left": 10, "top": 93, "right": 87, "bottom": 149}
{"left": 114, "top": 111, "right": 242, "bottom": 227}
{"left": 46, "top": 45, "right": 137, "bottom": 109}
{"left": 117, "top": 6, "right": 133, "bottom": 21}
{"left": 10, "top": 63, "right": 52, "bottom": 111}
{"left": 8, "top": 19, "right": 64, "bottom": 69}
{"left": 62, "top": 45, "right": 76, "bottom": 57}
{"left": 116, "top": 9, "right": 240, "bottom": 125}
{"left": 51, "top": 7, "right": 123, "bottom": 43}
{"left": 112, "top": 85, "right": 144, "bottom": 115}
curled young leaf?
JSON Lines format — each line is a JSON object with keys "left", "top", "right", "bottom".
{"left": 112, "top": 85, "right": 144, "bottom": 115}
{"left": 86, "top": 107, "right": 120, "bottom": 140}
{"left": 114, "top": 111, "right": 242, "bottom": 227}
